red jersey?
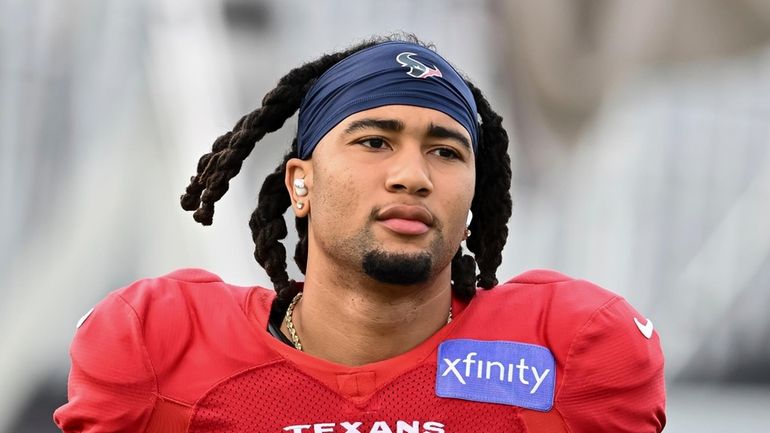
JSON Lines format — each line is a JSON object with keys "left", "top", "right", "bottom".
{"left": 54, "top": 268, "right": 665, "bottom": 432}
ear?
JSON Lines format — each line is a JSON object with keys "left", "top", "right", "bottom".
{"left": 285, "top": 158, "right": 313, "bottom": 217}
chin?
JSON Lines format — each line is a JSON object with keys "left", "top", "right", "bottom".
{"left": 361, "top": 249, "right": 433, "bottom": 286}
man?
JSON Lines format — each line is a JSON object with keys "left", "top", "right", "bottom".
{"left": 55, "top": 35, "right": 666, "bottom": 432}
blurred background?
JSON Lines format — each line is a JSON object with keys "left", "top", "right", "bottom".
{"left": 2, "top": 0, "right": 769, "bottom": 431}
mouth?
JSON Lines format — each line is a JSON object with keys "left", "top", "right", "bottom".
{"left": 375, "top": 204, "right": 434, "bottom": 236}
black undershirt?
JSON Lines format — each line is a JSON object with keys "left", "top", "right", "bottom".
{"left": 267, "top": 305, "right": 295, "bottom": 347}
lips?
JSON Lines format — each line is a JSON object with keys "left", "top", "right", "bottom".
{"left": 376, "top": 205, "right": 434, "bottom": 235}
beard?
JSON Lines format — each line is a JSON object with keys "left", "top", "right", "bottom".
{"left": 362, "top": 249, "right": 433, "bottom": 285}
{"left": 316, "top": 206, "right": 457, "bottom": 287}
{"left": 356, "top": 209, "right": 453, "bottom": 285}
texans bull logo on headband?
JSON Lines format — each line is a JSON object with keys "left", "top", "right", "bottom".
{"left": 396, "top": 52, "right": 443, "bottom": 79}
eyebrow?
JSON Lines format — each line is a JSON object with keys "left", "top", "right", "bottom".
{"left": 343, "top": 118, "right": 471, "bottom": 150}
{"left": 426, "top": 123, "right": 471, "bottom": 150}
{"left": 344, "top": 118, "right": 404, "bottom": 135}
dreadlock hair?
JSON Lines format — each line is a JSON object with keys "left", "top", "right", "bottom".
{"left": 180, "top": 34, "right": 512, "bottom": 323}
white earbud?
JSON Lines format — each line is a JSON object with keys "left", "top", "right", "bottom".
{"left": 294, "top": 178, "right": 308, "bottom": 197}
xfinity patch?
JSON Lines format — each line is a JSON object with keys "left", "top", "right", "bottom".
{"left": 436, "top": 339, "right": 555, "bottom": 411}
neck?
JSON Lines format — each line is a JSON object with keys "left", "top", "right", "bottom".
{"left": 282, "top": 256, "right": 453, "bottom": 366}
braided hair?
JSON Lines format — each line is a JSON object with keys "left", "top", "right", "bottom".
{"left": 180, "top": 35, "right": 512, "bottom": 322}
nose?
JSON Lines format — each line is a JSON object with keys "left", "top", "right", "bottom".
{"left": 385, "top": 146, "right": 433, "bottom": 196}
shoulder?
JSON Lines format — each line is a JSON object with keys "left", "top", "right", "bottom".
{"left": 463, "top": 269, "right": 622, "bottom": 341}
{"left": 498, "top": 268, "right": 619, "bottom": 308}
{"left": 98, "top": 268, "right": 277, "bottom": 371}
{"left": 77, "top": 268, "right": 275, "bottom": 366}
{"left": 112, "top": 268, "right": 255, "bottom": 311}
{"left": 459, "top": 269, "right": 637, "bottom": 374}
{"left": 457, "top": 269, "right": 665, "bottom": 432}
{"left": 468, "top": 269, "right": 663, "bottom": 374}
{"left": 56, "top": 268, "right": 279, "bottom": 431}
{"left": 94, "top": 268, "right": 275, "bottom": 327}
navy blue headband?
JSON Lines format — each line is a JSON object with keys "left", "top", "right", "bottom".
{"left": 297, "top": 41, "right": 479, "bottom": 159}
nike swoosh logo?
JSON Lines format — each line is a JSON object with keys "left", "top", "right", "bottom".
{"left": 76, "top": 307, "right": 94, "bottom": 329}
{"left": 634, "top": 317, "right": 654, "bottom": 339}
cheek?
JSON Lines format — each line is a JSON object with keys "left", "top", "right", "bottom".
{"left": 311, "top": 166, "right": 365, "bottom": 230}
{"left": 443, "top": 178, "right": 475, "bottom": 234}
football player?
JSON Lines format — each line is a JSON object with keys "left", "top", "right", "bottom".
{"left": 55, "top": 35, "right": 666, "bottom": 433}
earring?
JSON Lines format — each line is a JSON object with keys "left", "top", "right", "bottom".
{"left": 463, "top": 210, "right": 473, "bottom": 240}
{"left": 294, "top": 178, "right": 308, "bottom": 197}
{"left": 296, "top": 201, "right": 304, "bottom": 209}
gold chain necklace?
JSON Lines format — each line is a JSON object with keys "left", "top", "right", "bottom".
{"left": 284, "top": 292, "right": 453, "bottom": 352}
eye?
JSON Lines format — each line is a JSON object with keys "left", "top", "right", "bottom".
{"left": 356, "top": 137, "right": 389, "bottom": 150}
{"left": 431, "top": 147, "right": 462, "bottom": 160}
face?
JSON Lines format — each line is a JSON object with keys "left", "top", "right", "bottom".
{"left": 287, "top": 105, "right": 476, "bottom": 285}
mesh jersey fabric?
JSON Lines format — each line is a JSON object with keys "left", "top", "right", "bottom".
{"left": 188, "top": 363, "right": 525, "bottom": 433}
{"left": 54, "top": 268, "right": 666, "bottom": 432}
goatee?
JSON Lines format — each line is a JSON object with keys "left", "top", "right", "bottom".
{"left": 362, "top": 250, "right": 432, "bottom": 285}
